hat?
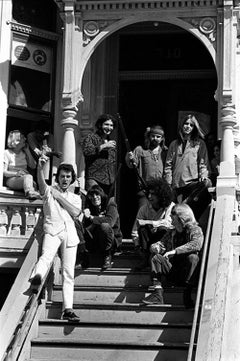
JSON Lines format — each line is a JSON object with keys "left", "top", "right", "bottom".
{"left": 148, "top": 125, "right": 164, "bottom": 136}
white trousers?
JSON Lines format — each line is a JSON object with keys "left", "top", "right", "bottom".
{"left": 33, "top": 230, "right": 77, "bottom": 310}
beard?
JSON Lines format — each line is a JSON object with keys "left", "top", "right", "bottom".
{"left": 150, "top": 139, "right": 160, "bottom": 148}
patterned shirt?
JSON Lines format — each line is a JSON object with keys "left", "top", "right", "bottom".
{"left": 82, "top": 132, "right": 116, "bottom": 185}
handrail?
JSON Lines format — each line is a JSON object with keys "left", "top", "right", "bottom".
{"left": 187, "top": 199, "right": 216, "bottom": 361}
{"left": 0, "top": 207, "right": 45, "bottom": 361}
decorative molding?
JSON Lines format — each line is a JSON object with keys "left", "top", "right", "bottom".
{"left": 74, "top": 0, "right": 218, "bottom": 12}
{"left": 9, "top": 21, "right": 59, "bottom": 41}
{"left": 188, "top": 17, "right": 216, "bottom": 44}
{"left": 82, "top": 20, "right": 114, "bottom": 44}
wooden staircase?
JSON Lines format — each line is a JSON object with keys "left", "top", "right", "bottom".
{"left": 28, "top": 241, "right": 195, "bottom": 361}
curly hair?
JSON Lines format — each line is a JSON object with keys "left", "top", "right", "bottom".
{"left": 95, "top": 114, "right": 116, "bottom": 132}
{"left": 146, "top": 178, "right": 173, "bottom": 208}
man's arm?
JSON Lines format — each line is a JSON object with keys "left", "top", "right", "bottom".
{"left": 37, "top": 156, "right": 48, "bottom": 195}
{"left": 50, "top": 188, "right": 81, "bottom": 218}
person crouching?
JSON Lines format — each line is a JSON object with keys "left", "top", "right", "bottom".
{"left": 83, "top": 185, "right": 122, "bottom": 270}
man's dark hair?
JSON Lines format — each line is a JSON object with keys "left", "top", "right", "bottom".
{"left": 146, "top": 178, "right": 173, "bottom": 208}
{"left": 86, "top": 185, "right": 108, "bottom": 213}
{"left": 55, "top": 163, "right": 76, "bottom": 184}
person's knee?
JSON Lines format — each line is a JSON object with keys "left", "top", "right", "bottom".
{"left": 100, "top": 223, "right": 112, "bottom": 233}
{"left": 187, "top": 253, "right": 199, "bottom": 265}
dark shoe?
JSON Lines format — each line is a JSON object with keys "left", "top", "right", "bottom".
{"left": 62, "top": 309, "right": 80, "bottom": 322}
{"left": 183, "top": 287, "right": 194, "bottom": 309}
{"left": 31, "top": 274, "right": 42, "bottom": 294}
{"left": 102, "top": 255, "right": 112, "bottom": 270}
{"left": 142, "top": 289, "right": 164, "bottom": 305}
{"left": 81, "top": 251, "right": 90, "bottom": 269}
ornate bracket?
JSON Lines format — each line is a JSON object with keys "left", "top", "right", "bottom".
{"left": 187, "top": 17, "right": 216, "bottom": 45}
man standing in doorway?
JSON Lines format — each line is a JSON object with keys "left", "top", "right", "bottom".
{"left": 31, "top": 157, "right": 82, "bottom": 322}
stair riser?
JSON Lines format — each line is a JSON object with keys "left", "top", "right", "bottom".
{"left": 52, "top": 289, "right": 191, "bottom": 305}
{"left": 46, "top": 308, "right": 194, "bottom": 324}
{"left": 72, "top": 273, "right": 152, "bottom": 287}
{"left": 31, "top": 346, "right": 188, "bottom": 361}
{"left": 38, "top": 325, "right": 191, "bottom": 343}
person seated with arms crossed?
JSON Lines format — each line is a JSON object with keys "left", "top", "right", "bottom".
{"left": 131, "top": 178, "right": 175, "bottom": 270}
{"left": 141, "top": 203, "right": 203, "bottom": 308}
{"left": 30, "top": 157, "right": 82, "bottom": 322}
{"left": 3, "top": 130, "right": 40, "bottom": 199}
{"left": 83, "top": 185, "right": 122, "bottom": 270}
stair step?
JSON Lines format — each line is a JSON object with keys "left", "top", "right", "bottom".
{"left": 38, "top": 320, "right": 192, "bottom": 343}
{"left": 46, "top": 301, "right": 194, "bottom": 324}
{"left": 30, "top": 339, "right": 190, "bottom": 361}
{"left": 73, "top": 268, "right": 152, "bottom": 287}
{"left": 52, "top": 285, "right": 193, "bottom": 305}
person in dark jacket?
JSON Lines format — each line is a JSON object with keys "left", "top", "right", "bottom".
{"left": 141, "top": 203, "right": 203, "bottom": 308}
{"left": 83, "top": 185, "right": 122, "bottom": 269}
{"left": 82, "top": 114, "right": 117, "bottom": 196}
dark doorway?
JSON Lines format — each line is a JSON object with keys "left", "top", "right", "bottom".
{"left": 118, "top": 78, "right": 217, "bottom": 237}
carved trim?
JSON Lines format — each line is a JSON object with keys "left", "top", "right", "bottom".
{"left": 9, "top": 21, "right": 59, "bottom": 41}
{"left": 74, "top": 0, "right": 218, "bottom": 12}
{"left": 82, "top": 20, "right": 114, "bottom": 44}
{"left": 187, "top": 17, "right": 216, "bottom": 44}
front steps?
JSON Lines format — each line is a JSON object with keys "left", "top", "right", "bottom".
{"left": 29, "top": 241, "right": 195, "bottom": 361}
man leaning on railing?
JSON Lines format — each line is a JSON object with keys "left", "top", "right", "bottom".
{"left": 30, "top": 155, "right": 82, "bottom": 322}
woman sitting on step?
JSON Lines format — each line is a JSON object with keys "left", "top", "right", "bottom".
{"left": 82, "top": 185, "right": 122, "bottom": 270}
{"left": 141, "top": 203, "right": 203, "bottom": 309}
{"left": 3, "top": 130, "right": 40, "bottom": 199}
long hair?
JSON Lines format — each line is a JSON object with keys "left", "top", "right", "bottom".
{"left": 144, "top": 125, "right": 167, "bottom": 150}
{"left": 7, "top": 130, "right": 25, "bottom": 149}
{"left": 171, "top": 203, "right": 197, "bottom": 229}
{"left": 178, "top": 114, "right": 205, "bottom": 144}
{"left": 86, "top": 185, "right": 108, "bottom": 213}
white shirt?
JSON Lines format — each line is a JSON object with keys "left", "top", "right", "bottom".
{"left": 4, "top": 149, "right": 28, "bottom": 172}
{"left": 42, "top": 185, "right": 82, "bottom": 247}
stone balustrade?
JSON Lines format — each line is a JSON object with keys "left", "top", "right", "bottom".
{"left": 0, "top": 196, "right": 43, "bottom": 238}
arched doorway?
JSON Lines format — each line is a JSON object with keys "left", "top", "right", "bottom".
{"left": 115, "top": 22, "right": 218, "bottom": 237}
{"left": 80, "top": 20, "right": 218, "bottom": 238}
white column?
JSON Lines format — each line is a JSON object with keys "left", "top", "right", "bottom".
{"left": 217, "top": 3, "right": 237, "bottom": 197}
{"left": 0, "top": 2, "right": 12, "bottom": 188}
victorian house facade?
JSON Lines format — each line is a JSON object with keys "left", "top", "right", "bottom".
{"left": 1, "top": 1, "right": 240, "bottom": 360}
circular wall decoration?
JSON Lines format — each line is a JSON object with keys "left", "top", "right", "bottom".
{"left": 199, "top": 18, "right": 216, "bottom": 34}
{"left": 83, "top": 21, "right": 99, "bottom": 37}
{"left": 14, "top": 46, "right": 30, "bottom": 61}
{"left": 33, "top": 49, "right": 47, "bottom": 66}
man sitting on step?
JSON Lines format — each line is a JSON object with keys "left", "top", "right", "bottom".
{"left": 30, "top": 157, "right": 82, "bottom": 322}
{"left": 131, "top": 178, "right": 175, "bottom": 270}
{"left": 141, "top": 203, "right": 203, "bottom": 308}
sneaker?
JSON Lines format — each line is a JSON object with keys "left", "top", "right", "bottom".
{"left": 102, "top": 255, "right": 112, "bottom": 270}
{"left": 62, "top": 309, "right": 80, "bottom": 322}
{"left": 142, "top": 289, "right": 164, "bottom": 305}
{"left": 31, "top": 274, "right": 42, "bottom": 294}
